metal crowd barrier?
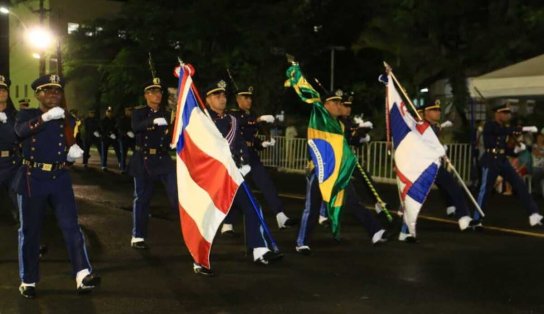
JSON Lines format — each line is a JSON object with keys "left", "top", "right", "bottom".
{"left": 258, "top": 136, "right": 473, "bottom": 184}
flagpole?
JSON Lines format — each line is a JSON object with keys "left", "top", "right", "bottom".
{"left": 383, "top": 62, "right": 422, "bottom": 121}
{"left": 444, "top": 157, "right": 485, "bottom": 217}
{"left": 383, "top": 61, "right": 485, "bottom": 219}
{"left": 355, "top": 161, "right": 393, "bottom": 222}
{"left": 241, "top": 182, "right": 280, "bottom": 253}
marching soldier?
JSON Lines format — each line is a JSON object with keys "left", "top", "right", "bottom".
{"left": 397, "top": 100, "right": 477, "bottom": 241}
{"left": 117, "top": 106, "right": 135, "bottom": 173}
{"left": 13, "top": 74, "right": 100, "bottom": 298}
{"left": 225, "top": 85, "right": 296, "bottom": 232}
{"left": 0, "top": 75, "right": 21, "bottom": 223}
{"left": 100, "top": 106, "right": 122, "bottom": 171}
{"left": 194, "top": 79, "right": 282, "bottom": 275}
{"left": 295, "top": 90, "right": 387, "bottom": 255}
{"left": 82, "top": 109, "right": 101, "bottom": 168}
{"left": 474, "top": 103, "right": 543, "bottom": 228}
{"left": 127, "top": 77, "right": 178, "bottom": 249}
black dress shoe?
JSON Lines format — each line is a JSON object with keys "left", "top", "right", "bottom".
{"left": 193, "top": 264, "right": 214, "bottom": 277}
{"left": 77, "top": 273, "right": 101, "bottom": 294}
{"left": 295, "top": 246, "right": 311, "bottom": 255}
{"left": 19, "top": 285, "right": 36, "bottom": 299}
{"left": 255, "top": 251, "right": 284, "bottom": 265}
{"left": 471, "top": 220, "right": 484, "bottom": 232}
{"left": 131, "top": 241, "right": 148, "bottom": 249}
{"left": 284, "top": 217, "right": 299, "bottom": 226}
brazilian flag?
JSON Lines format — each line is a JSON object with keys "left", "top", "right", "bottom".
{"left": 285, "top": 64, "right": 356, "bottom": 237}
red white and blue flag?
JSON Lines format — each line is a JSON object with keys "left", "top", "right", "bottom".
{"left": 381, "top": 74, "right": 445, "bottom": 236}
{"left": 171, "top": 64, "right": 243, "bottom": 269}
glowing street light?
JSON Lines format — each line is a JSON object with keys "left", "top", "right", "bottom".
{"left": 32, "top": 53, "right": 41, "bottom": 59}
{"left": 0, "top": 7, "right": 9, "bottom": 15}
{"left": 26, "top": 26, "right": 55, "bottom": 50}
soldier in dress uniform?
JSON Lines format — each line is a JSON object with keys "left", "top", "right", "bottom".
{"left": 193, "top": 79, "right": 283, "bottom": 275}
{"left": 474, "top": 103, "right": 543, "bottom": 228}
{"left": 13, "top": 74, "right": 100, "bottom": 298}
{"left": 82, "top": 109, "right": 101, "bottom": 168}
{"left": 295, "top": 89, "right": 387, "bottom": 255}
{"left": 0, "top": 75, "right": 21, "bottom": 223}
{"left": 397, "top": 100, "right": 477, "bottom": 242}
{"left": 99, "top": 106, "right": 122, "bottom": 171}
{"left": 18, "top": 98, "right": 30, "bottom": 109}
{"left": 225, "top": 85, "right": 296, "bottom": 232}
{"left": 117, "top": 106, "right": 135, "bottom": 173}
{"left": 127, "top": 77, "right": 178, "bottom": 249}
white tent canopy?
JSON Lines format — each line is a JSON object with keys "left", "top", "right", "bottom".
{"left": 469, "top": 54, "right": 544, "bottom": 98}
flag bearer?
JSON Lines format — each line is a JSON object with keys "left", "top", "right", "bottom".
{"left": 397, "top": 99, "right": 477, "bottom": 241}
{"left": 474, "top": 103, "right": 542, "bottom": 228}
{"left": 293, "top": 88, "right": 387, "bottom": 255}
{"left": 13, "top": 74, "right": 100, "bottom": 298}
{"left": 194, "top": 79, "right": 283, "bottom": 275}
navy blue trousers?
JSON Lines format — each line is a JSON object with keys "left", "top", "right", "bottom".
{"left": 82, "top": 137, "right": 101, "bottom": 166}
{"left": 475, "top": 157, "right": 538, "bottom": 221}
{"left": 229, "top": 186, "right": 269, "bottom": 249}
{"left": 132, "top": 172, "right": 178, "bottom": 238}
{"left": 100, "top": 139, "right": 121, "bottom": 169}
{"left": 296, "top": 171, "right": 382, "bottom": 246}
{"left": 118, "top": 137, "right": 135, "bottom": 171}
{"left": 17, "top": 172, "right": 92, "bottom": 283}
{"left": 434, "top": 166, "right": 471, "bottom": 218}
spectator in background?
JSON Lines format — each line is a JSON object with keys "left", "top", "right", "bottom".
{"left": 532, "top": 132, "right": 544, "bottom": 196}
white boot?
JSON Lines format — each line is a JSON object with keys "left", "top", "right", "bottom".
{"left": 276, "top": 212, "right": 289, "bottom": 229}
{"left": 371, "top": 229, "right": 386, "bottom": 244}
{"left": 458, "top": 216, "right": 472, "bottom": 231}
{"left": 529, "top": 213, "right": 543, "bottom": 226}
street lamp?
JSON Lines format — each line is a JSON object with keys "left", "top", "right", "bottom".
{"left": 1, "top": 6, "right": 55, "bottom": 76}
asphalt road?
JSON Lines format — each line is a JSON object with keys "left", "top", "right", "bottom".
{"left": 1, "top": 155, "right": 544, "bottom": 314}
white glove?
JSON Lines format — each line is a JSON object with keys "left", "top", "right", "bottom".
{"left": 0, "top": 112, "right": 7, "bottom": 123}
{"left": 93, "top": 131, "right": 100, "bottom": 138}
{"left": 66, "top": 144, "right": 84, "bottom": 162}
{"left": 258, "top": 115, "right": 275, "bottom": 123}
{"left": 359, "top": 134, "right": 371, "bottom": 143}
{"left": 353, "top": 116, "right": 364, "bottom": 126}
{"left": 239, "top": 164, "right": 251, "bottom": 176}
{"left": 443, "top": 144, "right": 448, "bottom": 152}
{"left": 262, "top": 138, "right": 276, "bottom": 148}
{"left": 41, "top": 107, "right": 65, "bottom": 122}
{"left": 109, "top": 134, "right": 117, "bottom": 140}
{"left": 127, "top": 131, "right": 135, "bottom": 138}
{"left": 514, "top": 143, "right": 527, "bottom": 154}
{"left": 275, "top": 111, "right": 285, "bottom": 122}
{"left": 522, "top": 126, "right": 538, "bottom": 133}
{"left": 359, "top": 121, "right": 373, "bottom": 129}
{"left": 441, "top": 120, "right": 453, "bottom": 128}
{"left": 153, "top": 117, "right": 168, "bottom": 126}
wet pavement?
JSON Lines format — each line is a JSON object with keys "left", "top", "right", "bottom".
{"left": 1, "top": 155, "right": 544, "bottom": 314}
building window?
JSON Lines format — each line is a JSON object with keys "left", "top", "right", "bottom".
{"left": 15, "top": 85, "right": 19, "bottom": 98}
{"left": 68, "top": 23, "right": 79, "bottom": 34}
{"left": 24, "top": 84, "right": 28, "bottom": 97}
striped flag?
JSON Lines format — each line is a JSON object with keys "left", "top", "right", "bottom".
{"left": 171, "top": 64, "right": 243, "bottom": 269}
{"left": 382, "top": 74, "right": 445, "bottom": 236}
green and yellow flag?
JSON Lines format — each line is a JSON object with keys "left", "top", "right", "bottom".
{"left": 285, "top": 64, "right": 356, "bottom": 237}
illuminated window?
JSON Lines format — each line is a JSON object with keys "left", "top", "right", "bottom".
{"left": 67, "top": 23, "right": 79, "bottom": 34}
